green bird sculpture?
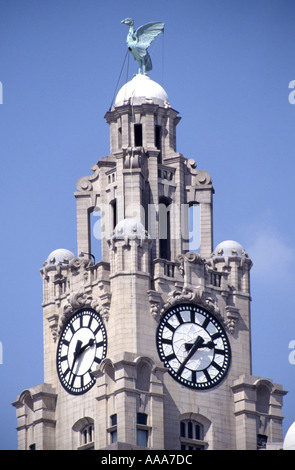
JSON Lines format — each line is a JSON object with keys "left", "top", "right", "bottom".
{"left": 121, "top": 18, "right": 165, "bottom": 74}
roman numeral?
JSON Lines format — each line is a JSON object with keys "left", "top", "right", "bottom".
{"left": 203, "top": 369, "right": 211, "bottom": 382}
{"left": 161, "top": 337, "right": 172, "bottom": 345}
{"left": 211, "top": 361, "right": 222, "bottom": 371}
{"left": 88, "top": 315, "right": 93, "bottom": 329}
{"left": 93, "top": 325, "right": 101, "bottom": 336}
{"left": 211, "top": 332, "right": 222, "bottom": 341}
{"left": 214, "top": 348, "right": 225, "bottom": 355}
{"left": 63, "top": 367, "right": 70, "bottom": 378}
{"left": 165, "top": 322, "right": 176, "bottom": 333}
{"left": 202, "top": 317, "right": 210, "bottom": 329}
{"left": 165, "top": 353, "right": 176, "bottom": 362}
{"left": 175, "top": 312, "right": 184, "bottom": 324}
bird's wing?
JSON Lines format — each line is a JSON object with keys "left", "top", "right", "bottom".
{"left": 135, "top": 22, "right": 164, "bottom": 50}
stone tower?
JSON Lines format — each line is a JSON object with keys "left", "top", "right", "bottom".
{"left": 13, "top": 73, "right": 286, "bottom": 450}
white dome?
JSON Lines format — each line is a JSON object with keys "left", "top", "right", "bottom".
{"left": 212, "top": 240, "right": 247, "bottom": 258}
{"left": 114, "top": 74, "right": 169, "bottom": 107}
{"left": 113, "top": 218, "right": 147, "bottom": 239}
{"left": 283, "top": 421, "right": 295, "bottom": 450}
{"left": 46, "top": 248, "right": 75, "bottom": 266}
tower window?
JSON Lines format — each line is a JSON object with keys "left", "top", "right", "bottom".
{"left": 109, "top": 414, "right": 118, "bottom": 444}
{"left": 137, "top": 413, "right": 149, "bottom": 447}
{"left": 134, "top": 124, "right": 143, "bottom": 147}
{"left": 81, "top": 424, "right": 94, "bottom": 445}
{"left": 155, "top": 125, "right": 162, "bottom": 162}
{"left": 257, "top": 434, "right": 268, "bottom": 449}
{"left": 118, "top": 127, "right": 122, "bottom": 149}
{"left": 180, "top": 420, "right": 204, "bottom": 450}
{"left": 211, "top": 272, "right": 221, "bottom": 287}
{"left": 110, "top": 199, "right": 117, "bottom": 230}
{"left": 89, "top": 208, "right": 102, "bottom": 263}
{"left": 159, "top": 199, "right": 171, "bottom": 260}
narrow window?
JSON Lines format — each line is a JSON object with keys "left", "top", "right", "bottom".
{"left": 118, "top": 127, "right": 122, "bottom": 149}
{"left": 155, "top": 125, "right": 162, "bottom": 162}
{"left": 180, "top": 420, "right": 205, "bottom": 450}
{"left": 188, "top": 203, "right": 200, "bottom": 252}
{"left": 137, "top": 413, "right": 148, "bottom": 447}
{"left": 257, "top": 434, "right": 268, "bottom": 449}
{"left": 89, "top": 208, "right": 101, "bottom": 262}
{"left": 81, "top": 424, "right": 94, "bottom": 445}
{"left": 159, "top": 199, "right": 171, "bottom": 260}
{"left": 137, "top": 429, "right": 148, "bottom": 447}
{"left": 111, "top": 414, "right": 117, "bottom": 426}
{"left": 109, "top": 414, "right": 117, "bottom": 444}
{"left": 134, "top": 124, "right": 143, "bottom": 147}
{"left": 256, "top": 384, "right": 270, "bottom": 414}
{"left": 111, "top": 199, "right": 117, "bottom": 230}
{"left": 137, "top": 413, "right": 147, "bottom": 425}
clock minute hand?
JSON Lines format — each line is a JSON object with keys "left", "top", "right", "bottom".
{"left": 178, "top": 336, "right": 204, "bottom": 375}
{"left": 68, "top": 339, "right": 83, "bottom": 386}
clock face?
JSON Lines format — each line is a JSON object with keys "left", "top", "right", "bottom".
{"left": 156, "top": 304, "right": 231, "bottom": 390}
{"left": 56, "top": 308, "right": 107, "bottom": 395}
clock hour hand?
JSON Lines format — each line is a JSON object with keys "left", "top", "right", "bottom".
{"left": 178, "top": 335, "right": 204, "bottom": 375}
{"left": 76, "top": 337, "right": 95, "bottom": 357}
{"left": 73, "top": 339, "right": 83, "bottom": 364}
{"left": 185, "top": 340, "right": 215, "bottom": 351}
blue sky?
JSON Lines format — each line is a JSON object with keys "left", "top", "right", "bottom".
{"left": 0, "top": 0, "right": 295, "bottom": 449}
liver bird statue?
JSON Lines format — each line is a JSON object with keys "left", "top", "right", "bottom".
{"left": 121, "top": 18, "right": 165, "bottom": 74}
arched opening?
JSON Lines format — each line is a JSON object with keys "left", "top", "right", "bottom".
{"left": 256, "top": 384, "right": 271, "bottom": 414}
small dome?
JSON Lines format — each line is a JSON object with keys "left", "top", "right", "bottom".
{"left": 45, "top": 248, "right": 75, "bottom": 266}
{"left": 113, "top": 218, "right": 147, "bottom": 240}
{"left": 212, "top": 240, "right": 248, "bottom": 259}
{"left": 284, "top": 421, "right": 295, "bottom": 450}
{"left": 114, "top": 74, "right": 169, "bottom": 107}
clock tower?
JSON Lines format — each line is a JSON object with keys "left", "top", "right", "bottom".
{"left": 13, "top": 49, "right": 286, "bottom": 451}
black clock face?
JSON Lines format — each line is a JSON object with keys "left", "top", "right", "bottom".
{"left": 56, "top": 308, "right": 107, "bottom": 395}
{"left": 156, "top": 304, "right": 231, "bottom": 390}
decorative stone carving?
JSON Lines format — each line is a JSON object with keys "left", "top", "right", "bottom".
{"left": 58, "top": 290, "right": 93, "bottom": 335}
{"left": 47, "top": 314, "right": 59, "bottom": 343}
{"left": 176, "top": 252, "right": 203, "bottom": 274}
{"left": 224, "top": 306, "right": 240, "bottom": 334}
{"left": 159, "top": 287, "right": 221, "bottom": 320}
{"left": 76, "top": 164, "right": 99, "bottom": 192}
{"left": 147, "top": 290, "right": 163, "bottom": 322}
{"left": 123, "top": 147, "right": 143, "bottom": 168}
{"left": 186, "top": 159, "right": 212, "bottom": 186}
